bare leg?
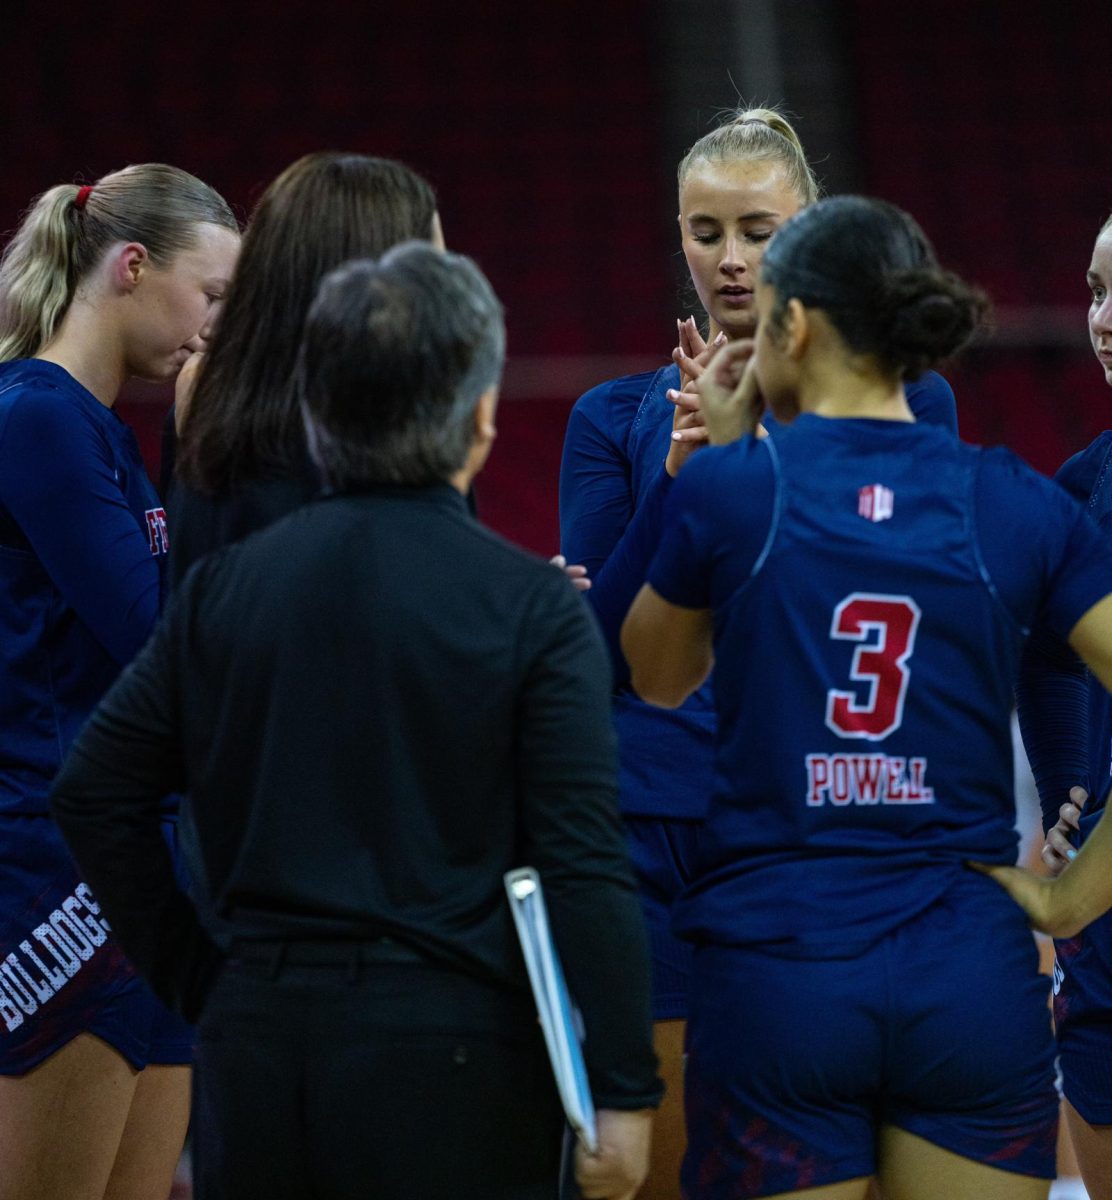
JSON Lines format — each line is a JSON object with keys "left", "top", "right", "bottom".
{"left": 876, "top": 1124, "right": 1050, "bottom": 1200}
{"left": 1062, "top": 1096, "right": 1112, "bottom": 1200}
{"left": 0, "top": 1034, "right": 139, "bottom": 1200}
{"left": 636, "top": 1019, "right": 685, "bottom": 1199}
{"left": 103, "top": 1065, "right": 191, "bottom": 1200}
{"left": 757, "top": 1180, "right": 871, "bottom": 1200}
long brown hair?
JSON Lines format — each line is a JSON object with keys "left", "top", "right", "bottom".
{"left": 177, "top": 153, "right": 437, "bottom": 493}
{"left": 0, "top": 164, "right": 236, "bottom": 362}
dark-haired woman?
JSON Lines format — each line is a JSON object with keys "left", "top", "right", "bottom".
{"left": 0, "top": 165, "right": 238, "bottom": 1200}
{"left": 1013, "top": 212, "right": 1112, "bottom": 1200}
{"left": 558, "top": 108, "right": 958, "bottom": 1196}
{"left": 622, "top": 195, "right": 1112, "bottom": 1200}
{"left": 168, "top": 152, "right": 442, "bottom": 584}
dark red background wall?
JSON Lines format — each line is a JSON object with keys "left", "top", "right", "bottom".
{"left": 0, "top": 0, "right": 671, "bottom": 555}
{"left": 5, "top": 0, "right": 1112, "bottom": 557}
{"left": 847, "top": 0, "right": 1112, "bottom": 464}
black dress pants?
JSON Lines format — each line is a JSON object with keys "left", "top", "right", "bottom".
{"left": 192, "top": 942, "right": 564, "bottom": 1200}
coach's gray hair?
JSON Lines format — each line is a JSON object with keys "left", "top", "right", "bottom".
{"left": 298, "top": 242, "right": 505, "bottom": 488}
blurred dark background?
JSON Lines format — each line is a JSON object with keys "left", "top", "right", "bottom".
{"left": 2, "top": 0, "right": 1109, "bottom": 553}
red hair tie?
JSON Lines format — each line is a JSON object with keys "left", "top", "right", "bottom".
{"left": 74, "top": 185, "right": 93, "bottom": 211}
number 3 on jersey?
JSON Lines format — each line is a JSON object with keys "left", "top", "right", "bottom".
{"left": 825, "top": 593, "right": 920, "bottom": 741}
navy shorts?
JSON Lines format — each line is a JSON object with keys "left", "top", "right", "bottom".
{"left": 1053, "top": 911, "right": 1112, "bottom": 1125}
{"left": 623, "top": 816, "right": 700, "bottom": 1021}
{"left": 682, "top": 874, "right": 1058, "bottom": 1198}
{"left": 0, "top": 813, "right": 193, "bottom": 1075}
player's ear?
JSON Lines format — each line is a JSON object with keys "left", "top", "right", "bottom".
{"left": 107, "top": 243, "right": 150, "bottom": 293}
{"left": 783, "top": 298, "right": 810, "bottom": 360}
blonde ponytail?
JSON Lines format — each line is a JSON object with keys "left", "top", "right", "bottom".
{"left": 677, "top": 105, "right": 821, "bottom": 206}
{"left": 0, "top": 185, "right": 83, "bottom": 362}
{"left": 0, "top": 164, "right": 237, "bottom": 363}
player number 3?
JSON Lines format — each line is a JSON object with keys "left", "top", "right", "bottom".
{"left": 825, "top": 593, "right": 921, "bottom": 741}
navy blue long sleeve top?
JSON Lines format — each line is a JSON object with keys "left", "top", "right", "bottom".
{"left": 1017, "top": 431, "right": 1112, "bottom": 833}
{"left": 0, "top": 361, "right": 167, "bottom": 813}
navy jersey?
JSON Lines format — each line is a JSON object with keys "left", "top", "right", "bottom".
{"left": 1023, "top": 431, "right": 1112, "bottom": 822}
{"left": 648, "top": 415, "right": 1112, "bottom": 954}
{"left": 1068, "top": 433, "right": 1112, "bottom": 810}
{"left": 0, "top": 361, "right": 167, "bottom": 813}
{"left": 560, "top": 365, "right": 957, "bottom": 819}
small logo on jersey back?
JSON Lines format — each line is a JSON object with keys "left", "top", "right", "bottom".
{"left": 858, "top": 484, "right": 894, "bottom": 523}
{"left": 145, "top": 507, "right": 169, "bottom": 556}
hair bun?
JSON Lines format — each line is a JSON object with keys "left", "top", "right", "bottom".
{"left": 880, "top": 268, "right": 985, "bottom": 376}
{"left": 730, "top": 107, "right": 803, "bottom": 151}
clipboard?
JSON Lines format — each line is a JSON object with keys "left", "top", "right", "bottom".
{"left": 504, "top": 866, "right": 598, "bottom": 1153}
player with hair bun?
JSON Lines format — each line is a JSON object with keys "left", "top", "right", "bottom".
{"left": 558, "top": 107, "right": 958, "bottom": 1195}
{"left": 623, "top": 194, "right": 1112, "bottom": 1200}
{"left": 0, "top": 164, "right": 238, "bottom": 1200}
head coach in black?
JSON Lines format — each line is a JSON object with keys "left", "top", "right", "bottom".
{"left": 50, "top": 244, "right": 661, "bottom": 1200}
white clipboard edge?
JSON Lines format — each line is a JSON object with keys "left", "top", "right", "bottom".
{"left": 504, "top": 867, "right": 599, "bottom": 1153}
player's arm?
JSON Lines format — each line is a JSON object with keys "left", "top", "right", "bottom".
{"left": 1017, "top": 442, "right": 1112, "bottom": 843}
{"left": 515, "top": 575, "right": 660, "bottom": 1199}
{"left": 974, "top": 803, "right": 1112, "bottom": 939}
{"left": 1068, "top": 593, "right": 1112, "bottom": 693}
{"left": 50, "top": 582, "right": 221, "bottom": 1018}
{"left": 979, "top": 592, "right": 1112, "bottom": 934}
{"left": 0, "top": 393, "right": 160, "bottom": 662}
{"left": 559, "top": 382, "right": 678, "bottom": 684}
{"left": 1015, "top": 625, "right": 1090, "bottom": 845}
{"left": 622, "top": 376, "right": 773, "bottom": 708}
{"left": 621, "top": 585, "right": 713, "bottom": 709}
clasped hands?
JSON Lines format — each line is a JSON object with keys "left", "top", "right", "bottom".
{"left": 665, "top": 316, "right": 765, "bottom": 477}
